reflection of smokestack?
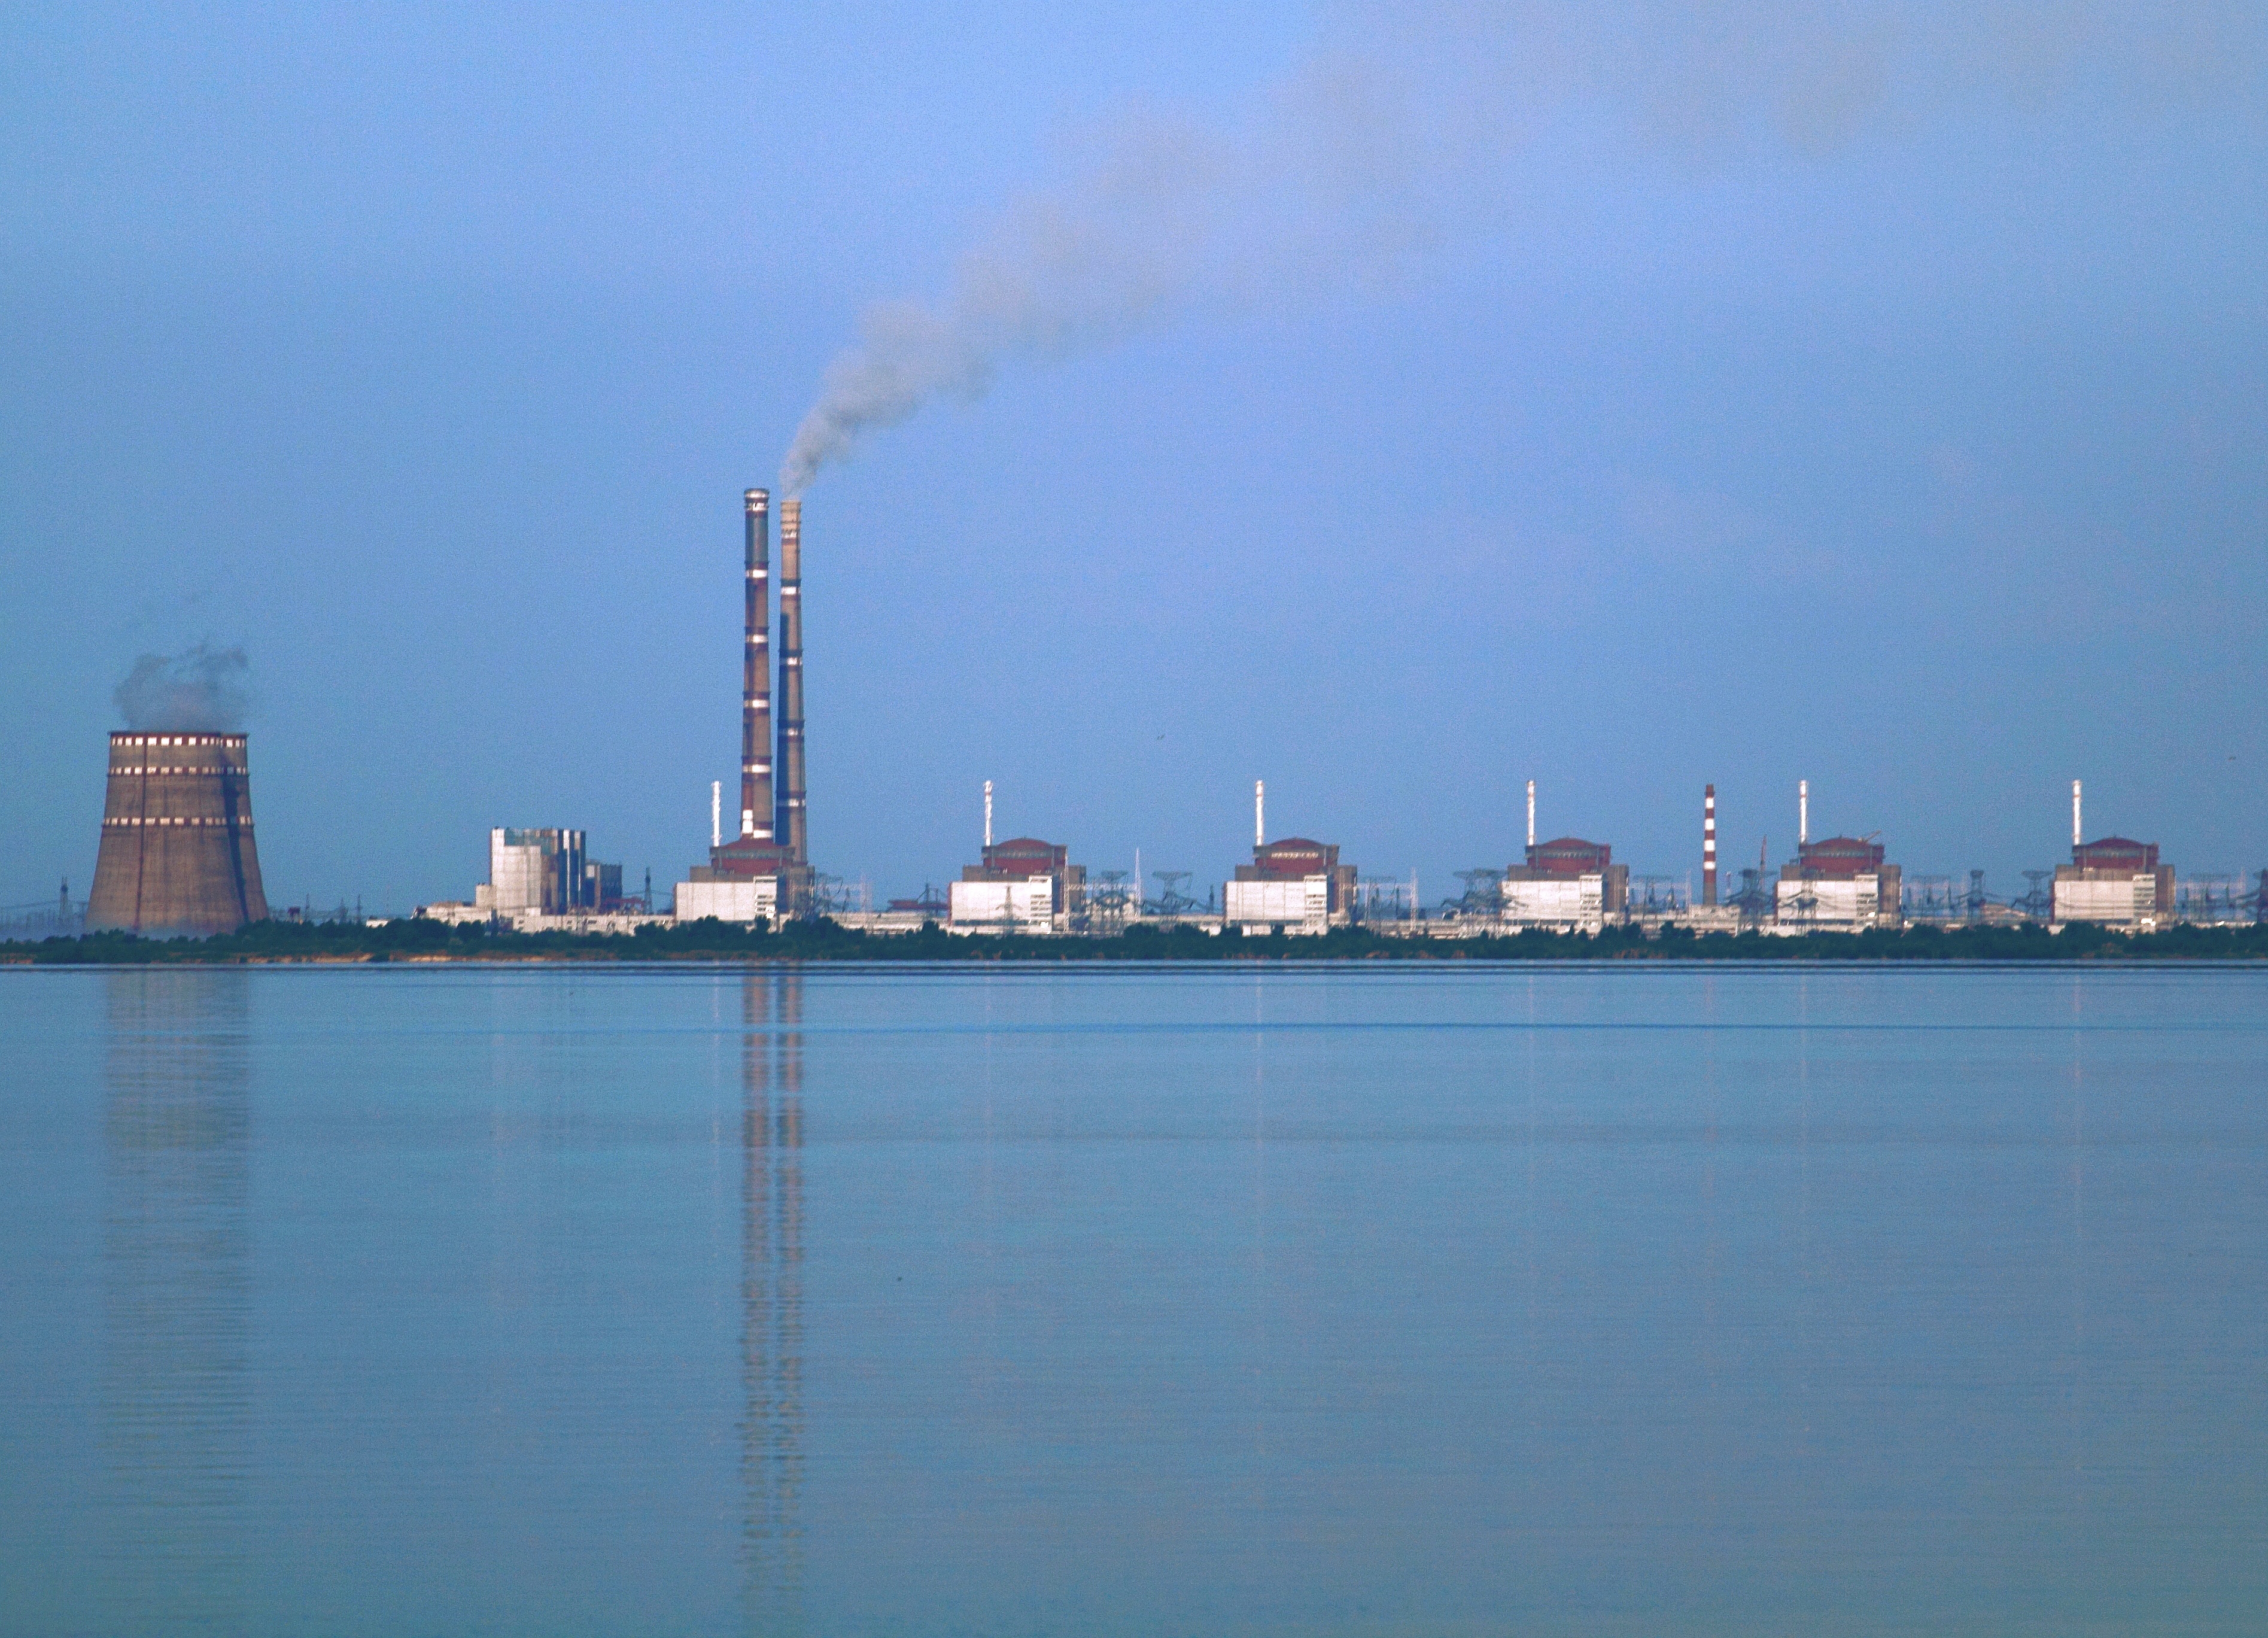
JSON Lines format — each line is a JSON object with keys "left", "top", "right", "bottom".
{"left": 1254, "top": 780, "right": 1264, "bottom": 849}
{"left": 740, "top": 970, "right": 805, "bottom": 1627}
{"left": 776, "top": 500, "right": 807, "bottom": 867}
{"left": 1703, "top": 784, "right": 1718, "bottom": 907}
{"left": 1526, "top": 780, "right": 1536, "bottom": 851}
{"left": 1799, "top": 780, "right": 1809, "bottom": 847}
{"left": 2072, "top": 779, "right": 2082, "bottom": 850}
{"left": 741, "top": 490, "right": 774, "bottom": 841}
{"left": 89, "top": 733, "right": 269, "bottom": 935}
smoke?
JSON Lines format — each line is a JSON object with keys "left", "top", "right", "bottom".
{"left": 779, "top": 1, "right": 2267, "bottom": 494}
{"left": 114, "top": 643, "right": 252, "bottom": 733}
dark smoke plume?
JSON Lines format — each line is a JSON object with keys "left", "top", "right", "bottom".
{"left": 114, "top": 644, "right": 252, "bottom": 733}
{"left": 778, "top": 0, "right": 2267, "bottom": 495}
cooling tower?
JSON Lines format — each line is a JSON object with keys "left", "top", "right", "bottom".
{"left": 88, "top": 733, "right": 269, "bottom": 936}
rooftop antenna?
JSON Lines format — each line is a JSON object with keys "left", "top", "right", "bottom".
{"left": 1799, "top": 780, "right": 1809, "bottom": 847}
{"left": 1255, "top": 780, "right": 1264, "bottom": 849}
{"left": 984, "top": 780, "right": 993, "bottom": 850}
{"left": 1526, "top": 779, "right": 1536, "bottom": 851}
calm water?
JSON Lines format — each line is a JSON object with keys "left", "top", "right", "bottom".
{"left": 2, "top": 964, "right": 2264, "bottom": 1636}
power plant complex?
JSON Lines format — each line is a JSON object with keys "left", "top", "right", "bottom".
{"left": 66, "top": 486, "right": 2264, "bottom": 944}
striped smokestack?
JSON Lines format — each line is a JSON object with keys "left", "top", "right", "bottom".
{"left": 741, "top": 490, "right": 774, "bottom": 841}
{"left": 776, "top": 498, "right": 808, "bottom": 867}
{"left": 1703, "top": 784, "right": 1717, "bottom": 906}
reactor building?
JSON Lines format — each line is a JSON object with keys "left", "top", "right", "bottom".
{"left": 1500, "top": 781, "right": 1627, "bottom": 933}
{"left": 2053, "top": 781, "right": 2172, "bottom": 929}
{"left": 1223, "top": 782, "right": 1356, "bottom": 934}
{"left": 87, "top": 731, "right": 269, "bottom": 937}
{"left": 1773, "top": 780, "right": 1901, "bottom": 932}
{"left": 947, "top": 782, "right": 1085, "bottom": 932}
{"left": 678, "top": 489, "right": 814, "bottom": 924}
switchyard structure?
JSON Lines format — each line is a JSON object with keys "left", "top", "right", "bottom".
{"left": 679, "top": 489, "right": 816, "bottom": 924}
{"left": 1224, "top": 782, "right": 1356, "bottom": 934}
{"left": 88, "top": 732, "right": 268, "bottom": 937}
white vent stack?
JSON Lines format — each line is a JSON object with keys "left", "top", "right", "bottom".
{"left": 1799, "top": 780, "right": 1810, "bottom": 847}
{"left": 1527, "top": 779, "right": 1536, "bottom": 850}
{"left": 984, "top": 780, "right": 993, "bottom": 849}
{"left": 1255, "top": 780, "right": 1265, "bottom": 848}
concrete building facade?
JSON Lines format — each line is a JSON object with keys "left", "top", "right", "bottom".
{"left": 950, "top": 837, "right": 1084, "bottom": 933}
{"left": 1227, "top": 837, "right": 1355, "bottom": 934}
{"left": 1774, "top": 835, "right": 1902, "bottom": 932}
{"left": 1502, "top": 837, "right": 1628, "bottom": 934}
{"left": 2054, "top": 837, "right": 2173, "bottom": 929}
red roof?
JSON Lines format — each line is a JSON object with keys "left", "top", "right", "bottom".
{"left": 1525, "top": 837, "right": 1611, "bottom": 876}
{"left": 2073, "top": 836, "right": 2158, "bottom": 871}
{"left": 1796, "top": 836, "right": 1886, "bottom": 878}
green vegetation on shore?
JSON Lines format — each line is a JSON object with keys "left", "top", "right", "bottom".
{"left": 6, "top": 916, "right": 2268, "bottom": 965}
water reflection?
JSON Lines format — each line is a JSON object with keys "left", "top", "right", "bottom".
{"left": 101, "top": 970, "right": 251, "bottom": 1634}
{"left": 741, "top": 971, "right": 805, "bottom": 1634}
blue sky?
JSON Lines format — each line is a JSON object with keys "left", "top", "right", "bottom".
{"left": 3, "top": 2, "right": 2263, "bottom": 911}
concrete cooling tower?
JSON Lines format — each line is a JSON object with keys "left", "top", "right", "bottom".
{"left": 88, "top": 732, "right": 269, "bottom": 936}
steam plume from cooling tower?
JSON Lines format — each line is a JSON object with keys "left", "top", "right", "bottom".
{"left": 114, "top": 644, "right": 251, "bottom": 733}
{"left": 777, "top": 2, "right": 2264, "bottom": 494}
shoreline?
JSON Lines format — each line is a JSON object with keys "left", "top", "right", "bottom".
{"left": 7, "top": 919, "right": 2267, "bottom": 966}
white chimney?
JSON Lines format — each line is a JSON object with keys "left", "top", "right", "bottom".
{"left": 984, "top": 780, "right": 993, "bottom": 850}
{"left": 1799, "top": 779, "right": 1810, "bottom": 847}
{"left": 1255, "top": 780, "right": 1264, "bottom": 849}
{"left": 1526, "top": 779, "right": 1536, "bottom": 850}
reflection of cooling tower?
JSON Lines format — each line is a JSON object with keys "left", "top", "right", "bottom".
{"left": 89, "top": 733, "right": 269, "bottom": 936}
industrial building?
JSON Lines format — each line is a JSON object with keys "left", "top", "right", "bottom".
{"left": 1224, "top": 782, "right": 1355, "bottom": 934}
{"left": 88, "top": 732, "right": 269, "bottom": 937}
{"left": 2053, "top": 782, "right": 2173, "bottom": 929}
{"left": 1500, "top": 781, "right": 1627, "bottom": 933}
{"left": 948, "top": 782, "right": 1085, "bottom": 932}
{"left": 415, "top": 826, "right": 646, "bottom": 931}
{"left": 475, "top": 828, "right": 619, "bottom": 915}
{"left": 1773, "top": 781, "right": 1901, "bottom": 932}
{"left": 677, "top": 489, "right": 815, "bottom": 925}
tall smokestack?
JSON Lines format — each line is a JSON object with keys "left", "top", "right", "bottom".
{"left": 1255, "top": 780, "right": 1264, "bottom": 849}
{"left": 740, "top": 490, "right": 774, "bottom": 841}
{"left": 1799, "top": 780, "right": 1809, "bottom": 847}
{"left": 1526, "top": 780, "right": 1536, "bottom": 852}
{"left": 2072, "top": 779, "right": 2082, "bottom": 850}
{"left": 776, "top": 499, "right": 808, "bottom": 866}
{"left": 1703, "top": 784, "right": 1718, "bottom": 907}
